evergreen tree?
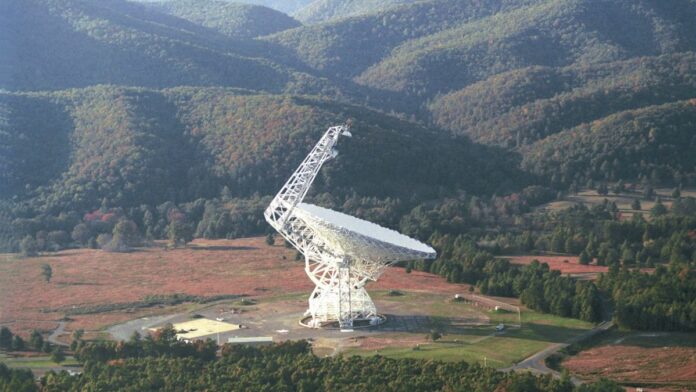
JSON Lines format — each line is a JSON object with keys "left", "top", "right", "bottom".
{"left": 0, "top": 327, "right": 12, "bottom": 350}
{"left": 672, "top": 187, "right": 681, "bottom": 199}
{"left": 643, "top": 184, "right": 654, "bottom": 200}
{"left": 29, "top": 330, "right": 43, "bottom": 351}
{"left": 651, "top": 199, "right": 668, "bottom": 217}
{"left": 41, "top": 264, "right": 52, "bottom": 283}
{"left": 51, "top": 347, "right": 65, "bottom": 364}
{"left": 11, "top": 335, "right": 25, "bottom": 351}
{"left": 597, "top": 182, "right": 609, "bottom": 196}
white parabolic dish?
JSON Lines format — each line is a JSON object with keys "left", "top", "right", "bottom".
{"left": 294, "top": 203, "right": 436, "bottom": 264}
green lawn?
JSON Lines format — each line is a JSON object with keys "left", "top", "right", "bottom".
{"left": 344, "top": 291, "right": 594, "bottom": 367}
{"left": 0, "top": 355, "right": 79, "bottom": 368}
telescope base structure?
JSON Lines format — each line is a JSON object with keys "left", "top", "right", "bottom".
{"left": 299, "top": 314, "right": 386, "bottom": 329}
{"left": 301, "top": 256, "right": 385, "bottom": 329}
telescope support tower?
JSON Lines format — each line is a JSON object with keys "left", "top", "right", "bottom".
{"left": 264, "top": 125, "right": 435, "bottom": 329}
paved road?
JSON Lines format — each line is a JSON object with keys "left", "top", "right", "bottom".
{"left": 47, "top": 321, "right": 69, "bottom": 346}
{"left": 502, "top": 321, "right": 614, "bottom": 383}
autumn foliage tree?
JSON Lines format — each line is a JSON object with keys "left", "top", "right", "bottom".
{"left": 168, "top": 209, "right": 194, "bottom": 247}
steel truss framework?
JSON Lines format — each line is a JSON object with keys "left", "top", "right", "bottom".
{"left": 264, "top": 125, "right": 434, "bottom": 328}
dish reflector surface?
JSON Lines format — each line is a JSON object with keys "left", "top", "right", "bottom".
{"left": 295, "top": 203, "right": 436, "bottom": 261}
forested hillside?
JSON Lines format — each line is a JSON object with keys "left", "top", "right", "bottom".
{"left": 357, "top": 0, "right": 696, "bottom": 98}
{"left": 266, "top": 0, "right": 543, "bottom": 77}
{"left": 144, "top": 0, "right": 301, "bottom": 38}
{"left": 232, "top": 0, "right": 312, "bottom": 15}
{"left": 521, "top": 100, "right": 696, "bottom": 188}
{"left": 293, "top": 0, "right": 417, "bottom": 24}
{"left": 0, "top": 0, "right": 328, "bottom": 93}
{"left": 430, "top": 52, "right": 696, "bottom": 146}
{"left": 0, "top": 0, "right": 694, "bottom": 251}
{"left": 0, "top": 84, "right": 527, "bottom": 251}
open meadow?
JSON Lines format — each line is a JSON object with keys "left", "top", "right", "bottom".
{"left": 505, "top": 255, "right": 607, "bottom": 278}
{"left": 0, "top": 237, "right": 598, "bottom": 369}
{"left": 342, "top": 291, "right": 593, "bottom": 367}
{"left": 539, "top": 187, "right": 696, "bottom": 220}
{"left": 0, "top": 237, "right": 461, "bottom": 338}
{"left": 562, "top": 330, "right": 696, "bottom": 391}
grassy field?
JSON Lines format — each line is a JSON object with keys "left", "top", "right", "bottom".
{"left": 561, "top": 330, "right": 696, "bottom": 389}
{"left": 0, "top": 353, "right": 79, "bottom": 376}
{"left": 0, "top": 357, "right": 79, "bottom": 368}
{"left": 343, "top": 293, "right": 593, "bottom": 367}
{"left": 0, "top": 237, "right": 464, "bottom": 338}
{"left": 1, "top": 237, "right": 599, "bottom": 369}
{"left": 540, "top": 186, "right": 696, "bottom": 219}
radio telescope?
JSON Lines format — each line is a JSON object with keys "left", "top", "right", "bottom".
{"left": 264, "top": 125, "right": 436, "bottom": 329}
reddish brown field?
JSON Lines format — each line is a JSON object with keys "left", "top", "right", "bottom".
{"left": 564, "top": 333, "right": 696, "bottom": 391}
{"left": 505, "top": 255, "right": 609, "bottom": 275}
{"left": 0, "top": 237, "right": 462, "bottom": 337}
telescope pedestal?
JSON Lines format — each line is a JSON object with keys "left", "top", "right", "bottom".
{"left": 303, "top": 257, "right": 379, "bottom": 328}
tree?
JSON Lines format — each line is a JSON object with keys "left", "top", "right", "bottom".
{"left": 71, "top": 329, "right": 84, "bottom": 342}
{"left": 579, "top": 251, "right": 591, "bottom": 265}
{"left": 112, "top": 219, "right": 140, "bottom": 250}
{"left": 71, "top": 223, "right": 91, "bottom": 246}
{"left": 143, "top": 209, "right": 155, "bottom": 238}
{"left": 265, "top": 233, "right": 275, "bottom": 246}
{"left": 220, "top": 186, "right": 232, "bottom": 201}
{"left": 597, "top": 182, "right": 608, "bottom": 196}
{"left": 11, "top": 335, "right": 25, "bottom": 351}
{"left": 651, "top": 199, "right": 667, "bottom": 217}
{"left": 168, "top": 214, "right": 194, "bottom": 248}
{"left": 96, "top": 233, "right": 113, "bottom": 249}
{"left": 47, "top": 230, "right": 71, "bottom": 249}
{"left": 0, "top": 327, "right": 12, "bottom": 350}
{"left": 605, "top": 249, "right": 620, "bottom": 266}
{"left": 51, "top": 347, "right": 66, "bottom": 364}
{"left": 631, "top": 199, "right": 641, "bottom": 210}
{"left": 643, "top": 184, "right": 654, "bottom": 200}
{"left": 429, "top": 330, "right": 442, "bottom": 341}
{"left": 70, "top": 329, "right": 85, "bottom": 351}
{"left": 41, "top": 264, "right": 52, "bottom": 283}
{"left": 29, "top": 330, "right": 44, "bottom": 351}
{"left": 20, "top": 235, "right": 38, "bottom": 257}
{"left": 672, "top": 187, "right": 681, "bottom": 199}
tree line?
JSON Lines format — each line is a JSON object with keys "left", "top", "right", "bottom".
{"left": 598, "top": 263, "right": 696, "bottom": 331}
{"left": 410, "top": 235, "right": 603, "bottom": 323}
{"left": 36, "top": 328, "right": 622, "bottom": 392}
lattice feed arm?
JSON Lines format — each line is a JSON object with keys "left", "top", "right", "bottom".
{"left": 264, "top": 125, "right": 351, "bottom": 238}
